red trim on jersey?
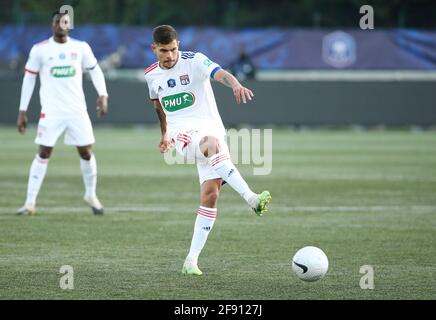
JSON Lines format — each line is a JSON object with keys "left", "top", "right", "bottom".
{"left": 144, "top": 65, "right": 158, "bottom": 75}
{"left": 144, "top": 62, "right": 159, "bottom": 75}
{"left": 25, "top": 68, "right": 39, "bottom": 75}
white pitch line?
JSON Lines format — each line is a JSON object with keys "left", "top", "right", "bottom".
{"left": 106, "top": 207, "right": 171, "bottom": 212}
{"left": 208, "top": 205, "right": 436, "bottom": 214}
{"left": 0, "top": 206, "right": 171, "bottom": 214}
{"left": 0, "top": 205, "right": 435, "bottom": 215}
{"left": 276, "top": 205, "right": 436, "bottom": 212}
{"left": 3, "top": 172, "right": 436, "bottom": 182}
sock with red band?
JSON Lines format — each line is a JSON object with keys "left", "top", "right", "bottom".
{"left": 209, "top": 152, "right": 256, "bottom": 203}
{"left": 187, "top": 206, "right": 217, "bottom": 262}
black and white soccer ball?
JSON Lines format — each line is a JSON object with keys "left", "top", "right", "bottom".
{"left": 292, "top": 246, "right": 329, "bottom": 282}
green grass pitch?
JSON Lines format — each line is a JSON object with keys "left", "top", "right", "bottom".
{"left": 0, "top": 126, "right": 435, "bottom": 299}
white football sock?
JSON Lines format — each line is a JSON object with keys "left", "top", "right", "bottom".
{"left": 209, "top": 152, "right": 256, "bottom": 203}
{"left": 25, "top": 154, "right": 49, "bottom": 206}
{"left": 80, "top": 154, "right": 97, "bottom": 198}
{"left": 187, "top": 206, "right": 217, "bottom": 262}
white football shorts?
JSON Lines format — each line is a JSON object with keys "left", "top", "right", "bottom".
{"left": 35, "top": 112, "right": 95, "bottom": 147}
{"left": 171, "top": 127, "right": 230, "bottom": 185}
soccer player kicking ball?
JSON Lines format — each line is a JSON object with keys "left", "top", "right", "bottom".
{"left": 144, "top": 25, "right": 272, "bottom": 275}
{"left": 16, "top": 11, "right": 109, "bottom": 215}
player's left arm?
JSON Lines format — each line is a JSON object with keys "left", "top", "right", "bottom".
{"left": 88, "top": 65, "right": 108, "bottom": 117}
{"left": 213, "top": 68, "right": 254, "bottom": 104}
{"left": 83, "top": 42, "right": 108, "bottom": 117}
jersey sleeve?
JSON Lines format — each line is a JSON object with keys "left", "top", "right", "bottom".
{"left": 193, "top": 52, "right": 221, "bottom": 80}
{"left": 144, "top": 75, "right": 159, "bottom": 101}
{"left": 148, "top": 82, "right": 159, "bottom": 101}
{"left": 81, "top": 41, "right": 98, "bottom": 70}
{"left": 24, "top": 45, "right": 41, "bottom": 74}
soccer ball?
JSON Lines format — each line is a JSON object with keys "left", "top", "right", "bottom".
{"left": 291, "top": 246, "right": 329, "bottom": 282}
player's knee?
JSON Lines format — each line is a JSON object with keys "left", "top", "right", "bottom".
{"left": 78, "top": 147, "right": 92, "bottom": 160}
{"left": 80, "top": 152, "right": 92, "bottom": 161}
{"left": 199, "top": 136, "right": 221, "bottom": 158}
{"left": 38, "top": 147, "right": 52, "bottom": 159}
{"left": 201, "top": 189, "right": 220, "bottom": 206}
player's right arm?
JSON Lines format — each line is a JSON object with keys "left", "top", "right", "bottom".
{"left": 153, "top": 100, "right": 171, "bottom": 153}
{"left": 18, "top": 45, "right": 40, "bottom": 135}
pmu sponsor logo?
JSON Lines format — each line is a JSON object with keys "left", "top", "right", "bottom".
{"left": 51, "top": 66, "right": 76, "bottom": 78}
{"left": 161, "top": 92, "right": 195, "bottom": 112}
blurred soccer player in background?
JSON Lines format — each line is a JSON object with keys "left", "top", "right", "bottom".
{"left": 144, "top": 25, "right": 272, "bottom": 275}
{"left": 16, "top": 10, "right": 109, "bottom": 215}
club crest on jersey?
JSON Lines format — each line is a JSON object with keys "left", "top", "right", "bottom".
{"left": 71, "top": 52, "right": 78, "bottom": 60}
{"left": 167, "top": 79, "right": 176, "bottom": 88}
{"left": 179, "top": 74, "right": 190, "bottom": 85}
{"left": 59, "top": 53, "right": 66, "bottom": 60}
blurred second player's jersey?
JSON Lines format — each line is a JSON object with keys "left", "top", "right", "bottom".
{"left": 144, "top": 51, "right": 225, "bottom": 135}
{"left": 25, "top": 36, "right": 98, "bottom": 116}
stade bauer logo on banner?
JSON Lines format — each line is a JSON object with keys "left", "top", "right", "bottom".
{"left": 322, "top": 31, "right": 356, "bottom": 68}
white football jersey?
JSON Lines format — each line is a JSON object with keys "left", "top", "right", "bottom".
{"left": 144, "top": 51, "right": 225, "bottom": 136}
{"left": 25, "top": 36, "right": 98, "bottom": 116}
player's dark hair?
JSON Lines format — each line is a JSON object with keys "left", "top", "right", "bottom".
{"left": 52, "top": 10, "right": 60, "bottom": 18}
{"left": 153, "top": 25, "right": 178, "bottom": 44}
{"left": 52, "top": 10, "right": 68, "bottom": 19}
